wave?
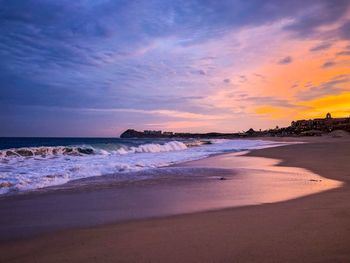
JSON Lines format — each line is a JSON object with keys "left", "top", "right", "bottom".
{"left": 118, "top": 141, "right": 188, "bottom": 154}
{"left": 0, "top": 139, "right": 287, "bottom": 195}
{"left": 0, "top": 146, "right": 95, "bottom": 158}
{"left": 0, "top": 141, "right": 190, "bottom": 159}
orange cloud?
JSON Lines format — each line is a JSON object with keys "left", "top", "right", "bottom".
{"left": 255, "top": 92, "right": 350, "bottom": 122}
{"left": 298, "top": 92, "right": 350, "bottom": 119}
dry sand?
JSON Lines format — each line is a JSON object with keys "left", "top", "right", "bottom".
{"left": 1, "top": 138, "right": 350, "bottom": 262}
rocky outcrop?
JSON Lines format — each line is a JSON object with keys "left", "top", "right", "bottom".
{"left": 120, "top": 129, "right": 147, "bottom": 138}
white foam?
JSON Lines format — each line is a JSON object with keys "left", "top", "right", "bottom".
{"left": 129, "top": 141, "right": 187, "bottom": 153}
{"left": 0, "top": 139, "right": 287, "bottom": 194}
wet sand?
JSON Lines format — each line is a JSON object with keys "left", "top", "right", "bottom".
{"left": 0, "top": 150, "right": 339, "bottom": 242}
{"left": 1, "top": 138, "right": 350, "bottom": 262}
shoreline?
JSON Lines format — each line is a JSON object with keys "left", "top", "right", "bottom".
{"left": 1, "top": 138, "right": 350, "bottom": 262}
{"left": 1, "top": 141, "right": 336, "bottom": 242}
{"left": 0, "top": 138, "right": 289, "bottom": 196}
{"left": 0, "top": 138, "right": 300, "bottom": 198}
{"left": 0, "top": 138, "right": 295, "bottom": 199}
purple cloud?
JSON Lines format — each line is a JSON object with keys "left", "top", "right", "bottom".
{"left": 296, "top": 74, "right": 350, "bottom": 100}
{"left": 321, "top": 60, "right": 336, "bottom": 68}
{"left": 309, "top": 42, "right": 332, "bottom": 52}
{"left": 278, "top": 56, "right": 293, "bottom": 65}
{"left": 1, "top": 0, "right": 350, "bottom": 135}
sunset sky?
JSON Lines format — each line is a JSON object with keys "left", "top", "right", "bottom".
{"left": 1, "top": 0, "right": 350, "bottom": 136}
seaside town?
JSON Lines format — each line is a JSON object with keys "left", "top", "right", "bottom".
{"left": 121, "top": 113, "right": 350, "bottom": 138}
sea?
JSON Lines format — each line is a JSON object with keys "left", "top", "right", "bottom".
{"left": 0, "top": 137, "right": 283, "bottom": 195}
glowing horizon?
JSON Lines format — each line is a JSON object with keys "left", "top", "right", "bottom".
{"left": 1, "top": 0, "right": 349, "bottom": 136}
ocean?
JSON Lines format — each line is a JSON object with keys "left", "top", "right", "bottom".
{"left": 0, "top": 137, "right": 282, "bottom": 195}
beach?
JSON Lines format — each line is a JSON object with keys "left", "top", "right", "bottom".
{"left": 3, "top": 0, "right": 350, "bottom": 262}
{"left": 1, "top": 137, "right": 350, "bottom": 262}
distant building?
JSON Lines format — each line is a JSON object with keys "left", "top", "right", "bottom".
{"left": 291, "top": 113, "right": 350, "bottom": 132}
{"left": 162, "top": 131, "right": 174, "bottom": 136}
{"left": 143, "top": 130, "right": 162, "bottom": 135}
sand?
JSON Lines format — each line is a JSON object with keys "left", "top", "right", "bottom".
{"left": 1, "top": 138, "right": 350, "bottom": 262}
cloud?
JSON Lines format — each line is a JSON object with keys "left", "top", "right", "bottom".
{"left": 258, "top": 91, "right": 350, "bottom": 121}
{"left": 283, "top": 0, "right": 350, "bottom": 38}
{"left": 309, "top": 42, "right": 332, "bottom": 52}
{"left": 278, "top": 56, "right": 293, "bottom": 65}
{"left": 299, "top": 92, "right": 350, "bottom": 118}
{"left": 254, "top": 73, "right": 266, "bottom": 80}
{"left": 239, "top": 75, "right": 247, "bottom": 83}
{"left": 338, "top": 20, "right": 350, "bottom": 40}
{"left": 321, "top": 60, "right": 336, "bottom": 68}
{"left": 336, "top": 44, "right": 350, "bottom": 56}
{"left": 336, "top": 50, "right": 350, "bottom": 56}
{"left": 1, "top": 0, "right": 350, "bottom": 135}
{"left": 198, "top": 69, "right": 207, "bottom": 75}
{"left": 296, "top": 74, "right": 350, "bottom": 100}
{"left": 243, "top": 96, "right": 296, "bottom": 108}
{"left": 80, "top": 107, "right": 229, "bottom": 121}
{"left": 291, "top": 82, "right": 299, "bottom": 89}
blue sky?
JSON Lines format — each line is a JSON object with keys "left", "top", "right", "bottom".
{"left": 1, "top": 0, "right": 350, "bottom": 136}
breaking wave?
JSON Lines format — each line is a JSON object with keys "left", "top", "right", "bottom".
{"left": 0, "top": 141, "right": 189, "bottom": 159}
{"left": 0, "top": 139, "right": 285, "bottom": 195}
{"left": 0, "top": 146, "right": 95, "bottom": 158}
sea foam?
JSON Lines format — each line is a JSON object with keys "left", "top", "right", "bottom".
{"left": 0, "top": 139, "right": 284, "bottom": 195}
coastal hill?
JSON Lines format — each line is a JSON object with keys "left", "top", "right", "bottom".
{"left": 120, "top": 129, "right": 237, "bottom": 139}
{"left": 120, "top": 113, "right": 350, "bottom": 138}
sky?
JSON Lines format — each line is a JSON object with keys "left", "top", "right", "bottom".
{"left": 0, "top": 0, "right": 350, "bottom": 137}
